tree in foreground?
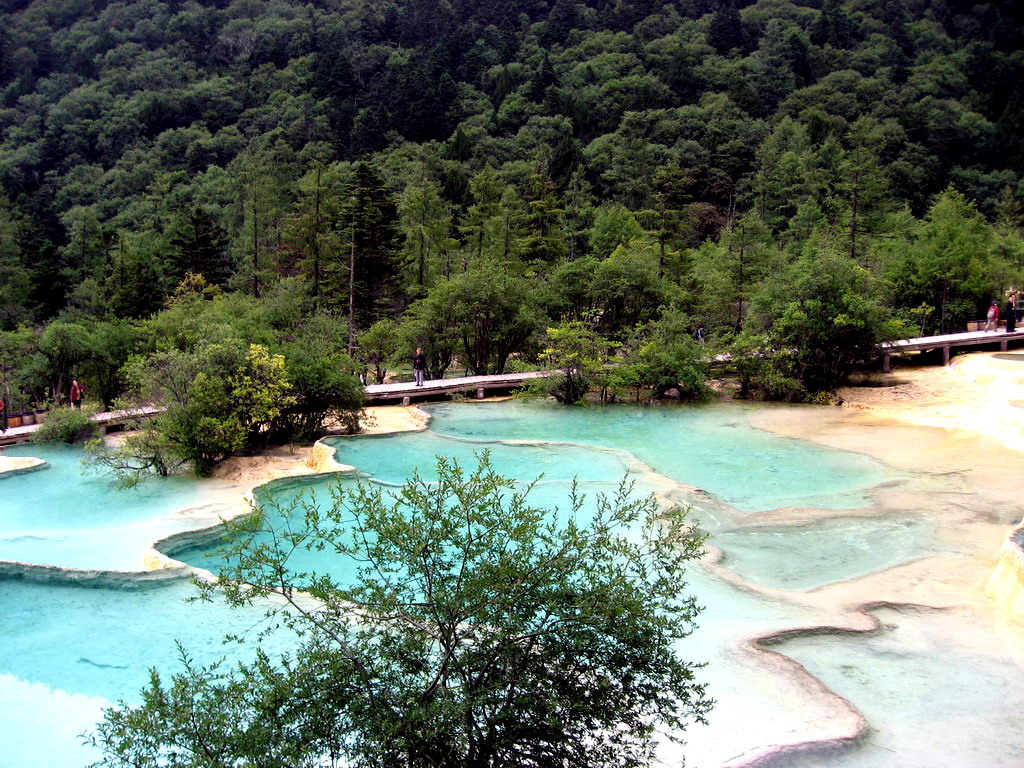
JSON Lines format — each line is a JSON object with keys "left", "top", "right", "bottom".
{"left": 90, "top": 454, "right": 711, "bottom": 768}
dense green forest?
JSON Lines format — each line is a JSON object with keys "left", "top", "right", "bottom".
{"left": 2, "top": 0, "right": 1024, "bottom": 465}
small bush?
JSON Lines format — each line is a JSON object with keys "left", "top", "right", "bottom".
{"left": 757, "top": 369, "right": 805, "bottom": 402}
{"left": 30, "top": 407, "right": 99, "bottom": 444}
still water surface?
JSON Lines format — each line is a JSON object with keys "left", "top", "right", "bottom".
{"left": 0, "top": 401, "right": 1017, "bottom": 767}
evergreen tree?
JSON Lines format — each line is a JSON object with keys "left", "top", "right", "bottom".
{"left": 459, "top": 165, "right": 508, "bottom": 264}
{"left": 838, "top": 118, "right": 893, "bottom": 262}
{"left": 167, "top": 207, "right": 232, "bottom": 286}
{"left": 707, "top": 3, "right": 744, "bottom": 55}
{"left": 106, "top": 242, "right": 165, "bottom": 319}
{"left": 0, "top": 195, "right": 31, "bottom": 328}
{"left": 561, "top": 168, "right": 596, "bottom": 262}
{"left": 519, "top": 168, "right": 567, "bottom": 265}
{"left": 287, "top": 160, "right": 347, "bottom": 304}
{"left": 398, "top": 177, "right": 451, "bottom": 291}
{"left": 639, "top": 159, "right": 696, "bottom": 278}
{"left": 810, "top": 0, "right": 857, "bottom": 49}
{"left": 232, "top": 138, "right": 297, "bottom": 299}
{"left": 329, "top": 162, "right": 402, "bottom": 346}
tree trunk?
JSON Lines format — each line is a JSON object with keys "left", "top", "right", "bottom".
{"left": 348, "top": 225, "right": 356, "bottom": 355}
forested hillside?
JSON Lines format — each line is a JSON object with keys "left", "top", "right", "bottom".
{"left": 2, "top": 0, "right": 1024, "bottom": 446}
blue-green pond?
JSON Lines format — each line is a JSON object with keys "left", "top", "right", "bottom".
{"left": 1, "top": 401, "right": 1020, "bottom": 768}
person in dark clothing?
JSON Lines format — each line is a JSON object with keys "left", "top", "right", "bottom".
{"left": 1006, "top": 294, "right": 1017, "bottom": 333}
{"left": 412, "top": 348, "right": 428, "bottom": 387}
{"left": 0, "top": 399, "right": 6, "bottom": 433}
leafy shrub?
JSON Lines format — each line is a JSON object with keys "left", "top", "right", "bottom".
{"left": 30, "top": 407, "right": 99, "bottom": 444}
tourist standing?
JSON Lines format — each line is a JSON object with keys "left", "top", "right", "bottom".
{"left": 1007, "top": 294, "right": 1017, "bottom": 333}
{"left": 0, "top": 398, "right": 6, "bottom": 433}
{"left": 985, "top": 300, "right": 999, "bottom": 332}
{"left": 70, "top": 379, "right": 85, "bottom": 409}
{"left": 412, "top": 347, "right": 427, "bottom": 387}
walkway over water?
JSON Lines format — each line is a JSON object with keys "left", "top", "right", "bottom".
{"left": 5, "top": 331, "right": 1017, "bottom": 448}
{"left": 364, "top": 370, "right": 551, "bottom": 403}
{"left": 0, "top": 406, "right": 159, "bottom": 447}
{"left": 0, "top": 375, "right": 552, "bottom": 446}
{"left": 880, "top": 329, "right": 1024, "bottom": 371}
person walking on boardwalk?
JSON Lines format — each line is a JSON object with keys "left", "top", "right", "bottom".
{"left": 412, "top": 347, "right": 428, "bottom": 387}
{"left": 0, "top": 398, "right": 6, "bottom": 433}
{"left": 985, "top": 300, "right": 999, "bottom": 332}
{"left": 70, "top": 379, "right": 85, "bottom": 409}
{"left": 1006, "top": 293, "right": 1017, "bottom": 333}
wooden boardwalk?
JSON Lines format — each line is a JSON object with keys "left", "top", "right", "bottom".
{"left": 880, "top": 329, "right": 1024, "bottom": 370}
{"left": 4, "top": 330, "right": 1015, "bottom": 449}
{"left": 364, "top": 370, "right": 551, "bottom": 403}
{"left": 0, "top": 406, "right": 160, "bottom": 447}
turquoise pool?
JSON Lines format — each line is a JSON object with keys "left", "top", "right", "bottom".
{"left": 1, "top": 401, "right": 1010, "bottom": 768}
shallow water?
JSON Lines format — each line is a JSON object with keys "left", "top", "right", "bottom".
{"left": 0, "top": 401, "right": 1020, "bottom": 768}
{"left": 420, "top": 402, "right": 892, "bottom": 513}
{"left": 712, "top": 516, "right": 944, "bottom": 591}
{"left": 774, "top": 605, "right": 1024, "bottom": 768}
{"left": 0, "top": 443, "right": 238, "bottom": 570}
{"left": 0, "top": 576, "right": 291, "bottom": 767}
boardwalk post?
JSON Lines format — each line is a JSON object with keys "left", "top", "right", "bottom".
{"left": 943, "top": 346, "right": 950, "bottom": 365}
{"left": 881, "top": 354, "right": 891, "bottom": 374}
{"left": 1001, "top": 340, "right": 1008, "bottom": 352}
{"left": 476, "top": 387, "right": 485, "bottom": 399}
{"left": 402, "top": 396, "right": 410, "bottom": 406}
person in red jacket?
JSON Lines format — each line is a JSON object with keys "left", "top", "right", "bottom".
{"left": 70, "top": 379, "right": 85, "bottom": 409}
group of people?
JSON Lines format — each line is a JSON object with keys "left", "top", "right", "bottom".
{"left": 984, "top": 293, "right": 1019, "bottom": 333}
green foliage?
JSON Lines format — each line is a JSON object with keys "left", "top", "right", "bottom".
{"left": 357, "top": 319, "right": 400, "bottom": 385}
{"left": 753, "top": 243, "right": 902, "bottom": 394}
{"left": 531, "top": 319, "right": 617, "bottom": 404}
{"left": 166, "top": 207, "right": 232, "bottom": 286}
{"left": 0, "top": 326, "right": 40, "bottom": 413}
{"left": 627, "top": 313, "right": 714, "bottom": 401}
{"left": 37, "top": 321, "right": 92, "bottom": 406}
{"left": 324, "top": 162, "right": 402, "bottom": 331}
{"left": 108, "top": 343, "right": 295, "bottom": 477}
{"left": 91, "top": 454, "right": 710, "bottom": 768}
{"left": 278, "top": 315, "right": 364, "bottom": 440}
{"left": 2, "top": 0, "right": 1023, "bottom": 413}
{"left": 30, "top": 406, "right": 99, "bottom": 444}
{"left": 79, "top": 319, "right": 142, "bottom": 409}
{"left": 428, "top": 265, "right": 542, "bottom": 375}
{"left": 882, "top": 187, "right": 1013, "bottom": 334}
{"left": 0, "top": 194, "right": 31, "bottom": 329}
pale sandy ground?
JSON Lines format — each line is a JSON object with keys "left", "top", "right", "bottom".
{"left": 742, "top": 351, "right": 1024, "bottom": 614}
{"left": 0, "top": 455, "right": 44, "bottom": 474}
{"left": 209, "top": 405, "right": 429, "bottom": 483}
{"left": 697, "top": 351, "right": 1024, "bottom": 767}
